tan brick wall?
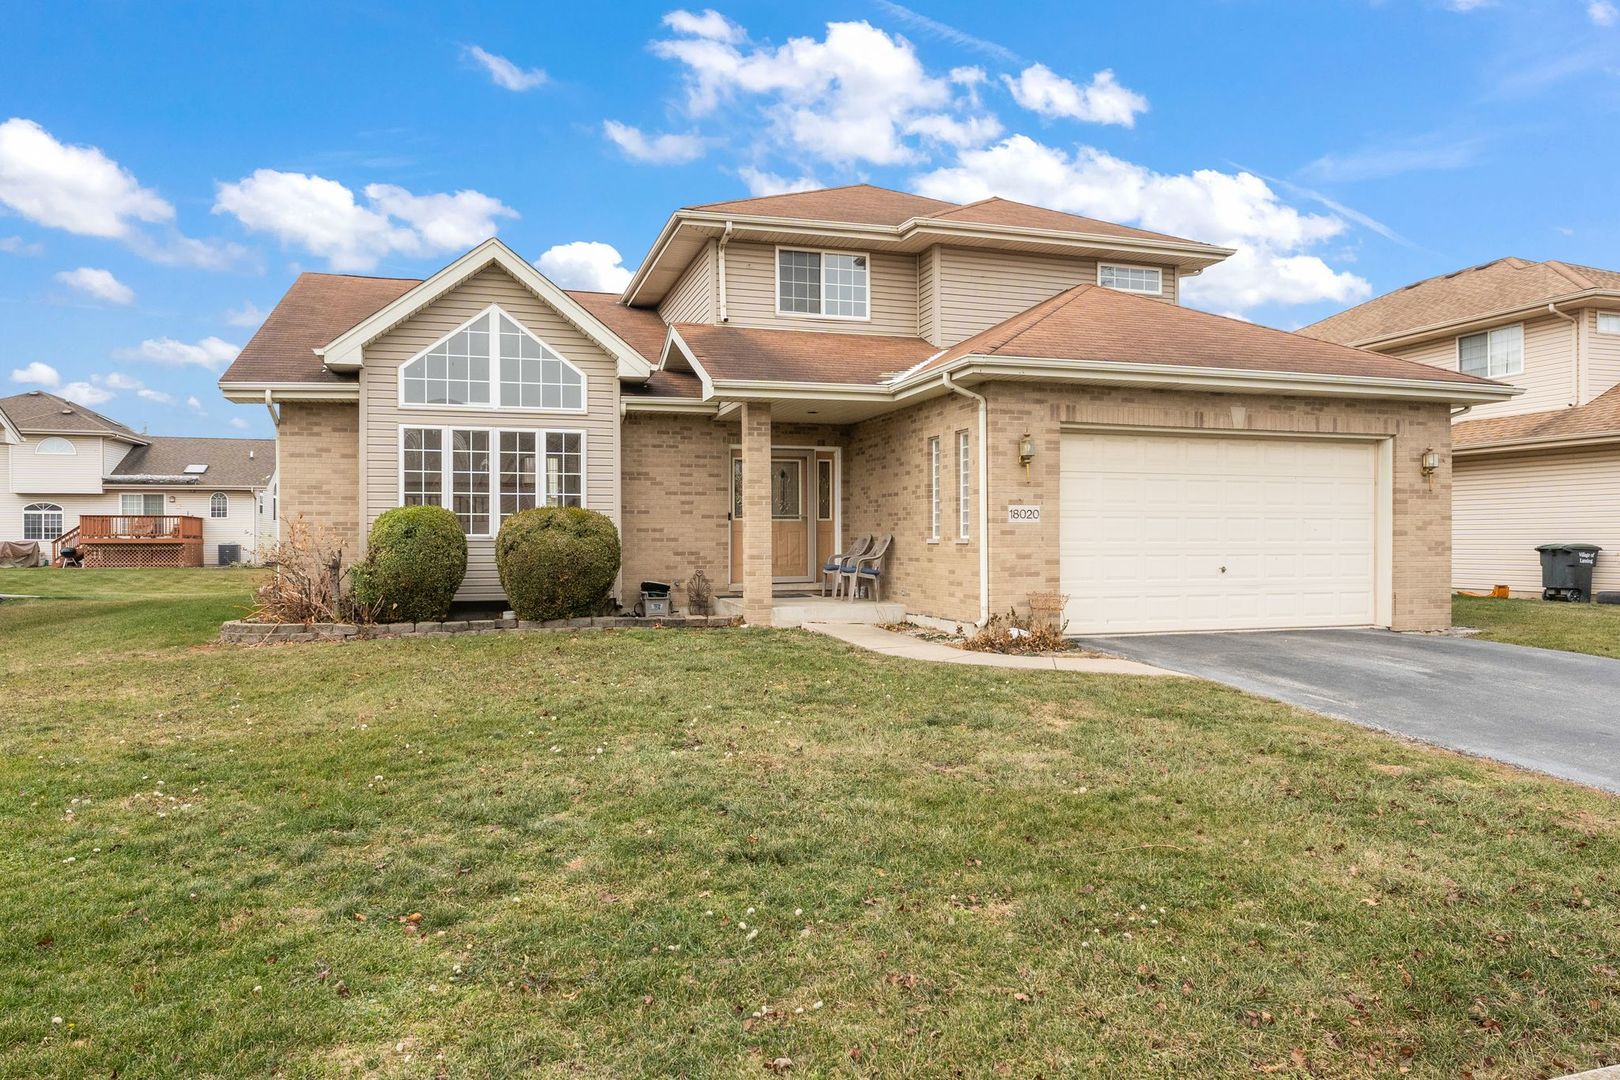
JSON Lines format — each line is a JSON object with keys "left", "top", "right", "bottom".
{"left": 845, "top": 393, "right": 983, "bottom": 624}
{"left": 276, "top": 402, "right": 360, "bottom": 552}
{"left": 981, "top": 383, "right": 1455, "bottom": 631}
{"left": 740, "top": 402, "right": 774, "bottom": 624}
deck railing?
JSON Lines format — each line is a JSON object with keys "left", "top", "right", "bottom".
{"left": 78, "top": 514, "right": 204, "bottom": 542}
{"left": 55, "top": 515, "right": 206, "bottom": 568}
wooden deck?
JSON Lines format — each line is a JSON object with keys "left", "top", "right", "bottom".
{"left": 54, "top": 515, "right": 205, "bottom": 568}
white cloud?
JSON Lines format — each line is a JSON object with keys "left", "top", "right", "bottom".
{"left": 1003, "top": 65, "right": 1148, "bottom": 128}
{"left": 10, "top": 361, "right": 60, "bottom": 387}
{"left": 54, "top": 266, "right": 134, "bottom": 305}
{"left": 662, "top": 8, "right": 744, "bottom": 43}
{"left": 602, "top": 121, "right": 707, "bottom": 165}
{"left": 1302, "top": 133, "right": 1486, "bottom": 183}
{"left": 138, "top": 387, "right": 175, "bottom": 404}
{"left": 213, "top": 170, "right": 516, "bottom": 271}
{"left": 186, "top": 394, "right": 207, "bottom": 415}
{"left": 60, "top": 381, "right": 112, "bottom": 406}
{"left": 913, "top": 135, "right": 1370, "bottom": 311}
{"left": 1443, "top": 0, "right": 1492, "bottom": 9}
{"left": 229, "top": 416, "right": 250, "bottom": 430}
{"left": 0, "top": 118, "right": 172, "bottom": 239}
{"left": 1590, "top": 0, "right": 1618, "bottom": 25}
{"left": 225, "top": 301, "right": 265, "bottom": 327}
{"left": 738, "top": 166, "right": 821, "bottom": 196}
{"left": 652, "top": 17, "right": 984, "bottom": 166}
{"left": 1, "top": 235, "right": 43, "bottom": 255}
{"left": 100, "top": 372, "right": 143, "bottom": 391}
{"left": 114, "top": 335, "right": 240, "bottom": 370}
{"left": 871, "top": 1, "right": 1020, "bottom": 64}
{"left": 535, "top": 241, "right": 632, "bottom": 292}
{"left": 463, "top": 45, "right": 548, "bottom": 91}
{"left": 904, "top": 112, "right": 1003, "bottom": 148}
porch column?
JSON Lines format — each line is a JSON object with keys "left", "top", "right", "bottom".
{"left": 740, "top": 400, "right": 774, "bottom": 626}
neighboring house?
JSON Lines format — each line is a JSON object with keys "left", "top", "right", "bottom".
{"left": 1302, "top": 257, "right": 1620, "bottom": 596}
{"left": 220, "top": 184, "right": 1511, "bottom": 634}
{"left": 0, "top": 390, "right": 276, "bottom": 566}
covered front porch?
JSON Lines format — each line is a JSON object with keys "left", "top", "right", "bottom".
{"left": 712, "top": 587, "right": 905, "bottom": 628}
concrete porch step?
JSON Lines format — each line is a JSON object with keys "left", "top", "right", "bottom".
{"left": 713, "top": 593, "right": 906, "bottom": 628}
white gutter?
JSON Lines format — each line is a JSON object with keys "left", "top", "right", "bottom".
{"left": 717, "top": 222, "right": 733, "bottom": 324}
{"left": 263, "top": 389, "right": 280, "bottom": 428}
{"left": 1547, "top": 300, "right": 1579, "bottom": 405}
{"left": 942, "top": 371, "right": 990, "bottom": 626}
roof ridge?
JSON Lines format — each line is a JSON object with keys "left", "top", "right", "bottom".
{"left": 923, "top": 196, "right": 999, "bottom": 219}
{"left": 686, "top": 182, "right": 957, "bottom": 211}
{"left": 298, "top": 270, "right": 423, "bottom": 283}
{"left": 1544, "top": 260, "right": 1598, "bottom": 289}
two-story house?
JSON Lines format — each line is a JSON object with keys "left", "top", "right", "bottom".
{"left": 1303, "top": 257, "right": 1620, "bottom": 597}
{"left": 220, "top": 185, "right": 1511, "bottom": 634}
{"left": 0, "top": 390, "right": 276, "bottom": 567}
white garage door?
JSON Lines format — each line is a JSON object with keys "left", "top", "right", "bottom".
{"left": 1060, "top": 432, "right": 1379, "bottom": 634}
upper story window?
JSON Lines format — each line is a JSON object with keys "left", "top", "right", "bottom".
{"left": 1597, "top": 312, "right": 1620, "bottom": 335}
{"left": 34, "top": 436, "right": 75, "bottom": 456}
{"left": 400, "top": 305, "right": 585, "bottom": 412}
{"left": 777, "top": 248, "right": 869, "bottom": 319}
{"left": 1458, "top": 323, "right": 1524, "bottom": 379}
{"left": 1098, "top": 264, "right": 1163, "bottom": 295}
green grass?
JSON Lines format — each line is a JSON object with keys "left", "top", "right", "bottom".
{"left": 3, "top": 569, "right": 1619, "bottom": 1078}
{"left": 1454, "top": 593, "right": 1620, "bottom": 659}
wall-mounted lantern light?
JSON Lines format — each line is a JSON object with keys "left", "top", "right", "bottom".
{"left": 1018, "top": 433, "right": 1035, "bottom": 477}
{"left": 1420, "top": 447, "right": 1441, "bottom": 477}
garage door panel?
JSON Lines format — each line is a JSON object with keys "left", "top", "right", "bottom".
{"left": 1060, "top": 432, "right": 1378, "bottom": 634}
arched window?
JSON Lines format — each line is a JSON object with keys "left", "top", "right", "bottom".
{"left": 400, "top": 306, "right": 584, "bottom": 411}
{"left": 23, "top": 503, "right": 64, "bottom": 541}
{"left": 35, "top": 437, "right": 75, "bottom": 456}
{"left": 210, "top": 492, "right": 229, "bottom": 518}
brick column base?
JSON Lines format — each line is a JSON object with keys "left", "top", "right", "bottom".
{"left": 740, "top": 401, "right": 774, "bottom": 626}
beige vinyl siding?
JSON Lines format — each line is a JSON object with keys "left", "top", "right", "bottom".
{"left": 722, "top": 241, "right": 919, "bottom": 336}
{"left": 918, "top": 247, "right": 941, "bottom": 345}
{"left": 1453, "top": 445, "right": 1620, "bottom": 595}
{"left": 1584, "top": 309, "right": 1620, "bottom": 402}
{"left": 1387, "top": 315, "right": 1575, "bottom": 422}
{"left": 102, "top": 439, "right": 133, "bottom": 473}
{"left": 934, "top": 248, "right": 1099, "bottom": 345}
{"left": 359, "top": 265, "right": 622, "bottom": 603}
{"left": 658, "top": 239, "right": 717, "bottom": 325}
{"left": 8, "top": 434, "right": 105, "bottom": 494}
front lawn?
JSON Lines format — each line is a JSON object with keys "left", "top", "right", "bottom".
{"left": 1454, "top": 593, "right": 1620, "bottom": 659}
{"left": 3, "top": 570, "right": 1619, "bottom": 1077}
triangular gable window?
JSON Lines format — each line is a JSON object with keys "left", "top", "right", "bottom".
{"left": 401, "top": 306, "right": 584, "bottom": 411}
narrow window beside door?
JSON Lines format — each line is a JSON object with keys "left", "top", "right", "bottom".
{"left": 956, "top": 429, "right": 970, "bottom": 540}
{"left": 928, "top": 436, "right": 941, "bottom": 541}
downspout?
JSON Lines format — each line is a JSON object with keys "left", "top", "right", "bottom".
{"left": 717, "top": 221, "right": 734, "bottom": 324}
{"left": 942, "top": 371, "right": 990, "bottom": 626}
{"left": 263, "top": 389, "right": 280, "bottom": 427}
{"left": 1548, "top": 301, "right": 1579, "bottom": 405}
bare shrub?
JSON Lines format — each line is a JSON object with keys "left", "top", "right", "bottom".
{"left": 963, "top": 594, "right": 1070, "bottom": 654}
{"left": 249, "top": 517, "right": 377, "bottom": 624}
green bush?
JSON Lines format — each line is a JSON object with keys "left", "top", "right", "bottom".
{"left": 351, "top": 505, "right": 467, "bottom": 622}
{"left": 496, "top": 505, "right": 621, "bottom": 621}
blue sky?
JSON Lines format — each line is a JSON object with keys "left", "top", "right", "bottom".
{"left": 2, "top": 0, "right": 1617, "bottom": 438}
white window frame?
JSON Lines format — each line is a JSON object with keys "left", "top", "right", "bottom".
{"left": 956, "top": 429, "right": 971, "bottom": 541}
{"left": 397, "top": 424, "right": 588, "bottom": 539}
{"left": 22, "top": 502, "right": 63, "bottom": 541}
{"left": 34, "top": 436, "right": 76, "bottom": 456}
{"left": 927, "top": 436, "right": 941, "bottom": 542}
{"left": 1457, "top": 322, "right": 1525, "bottom": 379}
{"left": 397, "top": 303, "right": 588, "bottom": 415}
{"left": 1098, "top": 263, "right": 1164, "bottom": 296}
{"left": 1597, "top": 312, "right": 1620, "bottom": 335}
{"left": 210, "top": 492, "right": 229, "bottom": 519}
{"left": 773, "top": 246, "right": 871, "bottom": 322}
{"left": 121, "top": 493, "right": 165, "bottom": 515}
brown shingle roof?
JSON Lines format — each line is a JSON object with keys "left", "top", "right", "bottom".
{"left": 108, "top": 436, "right": 276, "bottom": 487}
{"left": 220, "top": 274, "right": 678, "bottom": 390}
{"left": 1301, "top": 257, "right": 1620, "bottom": 346}
{"left": 1453, "top": 383, "right": 1620, "bottom": 449}
{"left": 671, "top": 323, "right": 938, "bottom": 386}
{"left": 683, "top": 184, "right": 1201, "bottom": 246}
{"left": 685, "top": 183, "right": 958, "bottom": 226}
{"left": 0, "top": 391, "right": 143, "bottom": 439}
{"left": 920, "top": 284, "right": 1497, "bottom": 385}
{"left": 222, "top": 272, "right": 416, "bottom": 385}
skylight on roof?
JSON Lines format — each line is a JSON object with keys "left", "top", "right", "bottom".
{"left": 183, "top": 464, "right": 208, "bottom": 474}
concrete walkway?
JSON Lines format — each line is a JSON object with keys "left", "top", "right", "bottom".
{"left": 803, "top": 621, "right": 1178, "bottom": 676}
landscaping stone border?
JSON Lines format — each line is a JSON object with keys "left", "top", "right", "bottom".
{"left": 219, "top": 614, "right": 738, "bottom": 644}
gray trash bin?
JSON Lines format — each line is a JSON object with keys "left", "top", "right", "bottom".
{"left": 1535, "top": 542, "right": 1601, "bottom": 602}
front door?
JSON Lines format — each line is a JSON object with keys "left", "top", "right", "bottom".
{"left": 730, "top": 452, "right": 816, "bottom": 584}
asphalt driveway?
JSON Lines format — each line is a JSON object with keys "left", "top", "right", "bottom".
{"left": 1075, "top": 628, "right": 1620, "bottom": 792}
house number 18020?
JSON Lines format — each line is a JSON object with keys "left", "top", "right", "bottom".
{"left": 1006, "top": 505, "right": 1042, "bottom": 523}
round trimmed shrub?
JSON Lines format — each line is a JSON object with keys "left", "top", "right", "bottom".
{"left": 351, "top": 505, "right": 467, "bottom": 622}
{"left": 496, "top": 505, "right": 621, "bottom": 621}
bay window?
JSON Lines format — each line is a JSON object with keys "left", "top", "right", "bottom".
{"left": 401, "top": 426, "right": 584, "bottom": 536}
